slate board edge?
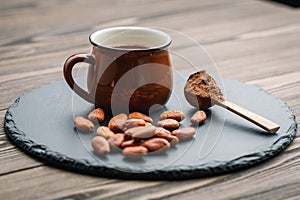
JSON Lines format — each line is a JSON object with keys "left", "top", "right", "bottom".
{"left": 4, "top": 79, "right": 298, "bottom": 180}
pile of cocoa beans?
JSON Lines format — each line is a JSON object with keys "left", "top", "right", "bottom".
{"left": 74, "top": 108, "right": 206, "bottom": 158}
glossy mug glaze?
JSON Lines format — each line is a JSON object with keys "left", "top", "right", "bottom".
{"left": 63, "top": 27, "right": 172, "bottom": 114}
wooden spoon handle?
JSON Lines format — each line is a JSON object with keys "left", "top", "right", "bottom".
{"left": 217, "top": 100, "right": 280, "bottom": 133}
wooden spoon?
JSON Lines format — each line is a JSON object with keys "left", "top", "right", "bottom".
{"left": 184, "top": 71, "right": 280, "bottom": 133}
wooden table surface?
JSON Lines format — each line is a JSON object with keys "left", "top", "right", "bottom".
{"left": 1, "top": 0, "right": 300, "bottom": 199}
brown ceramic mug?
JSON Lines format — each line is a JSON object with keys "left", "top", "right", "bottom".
{"left": 63, "top": 27, "right": 172, "bottom": 114}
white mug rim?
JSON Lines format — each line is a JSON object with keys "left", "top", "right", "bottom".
{"left": 89, "top": 26, "right": 172, "bottom": 51}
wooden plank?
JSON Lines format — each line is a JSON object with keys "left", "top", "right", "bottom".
{"left": 0, "top": 0, "right": 239, "bottom": 40}
{"left": 0, "top": 0, "right": 298, "bottom": 84}
{"left": 0, "top": 2, "right": 298, "bottom": 80}
{"left": 0, "top": 166, "right": 119, "bottom": 200}
{"left": 204, "top": 30, "right": 300, "bottom": 81}
{"left": 0, "top": 0, "right": 293, "bottom": 58}
{"left": 247, "top": 71, "right": 300, "bottom": 90}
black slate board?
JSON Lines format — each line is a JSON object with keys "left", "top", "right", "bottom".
{"left": 4, "top": 72, "right": 297, "bottom": 180}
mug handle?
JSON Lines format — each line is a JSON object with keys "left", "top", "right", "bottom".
{"left": 63, "top": 54, "right": 96, "bottom": 103}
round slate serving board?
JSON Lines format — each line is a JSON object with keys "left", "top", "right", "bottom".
{"left": 4, "top": 72, "right": 297, "bottom": 180}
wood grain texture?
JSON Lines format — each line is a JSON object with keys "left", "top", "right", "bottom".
{"left": 0, "top": 0, "right": 299, "bottom": 199}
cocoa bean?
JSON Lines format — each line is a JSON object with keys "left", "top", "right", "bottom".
{"left": 157, "top": 119, "right": 180, "bottom": 130}
{"left": 123, "top": 146, "right": 148, "bottom": 158}
{"left": 145, "top": 122, "right": 153, "bottom": 127}
{"left": 88, "top": 108, "right": 105, "bottom": 123}
{"left": 168, "top": 136, "right": 179, "bottom": 145}
{"left": 108, "top": 113, "right": 128, "bottom": 132}
{"left": 96, "top": 126, "right": 114, "bottom": 139}
{"left": 155, "top": 127, "right": 178, "bottom": 145}
{"left": 123, "top": 119, "right": 146, "bottom": 130}
{"left": 92, "top": 136, "right": 110, "bottom": 155}
{"left": 74, "top": 116, "right": 94, "bottom": 132}
{"left": 155, "top": 127, "right": 171, "bottom": 135}
{"left": 172, "top": 127, "right": 196, "bottom": 140}
{"left": 121, "top": 139, "right": 141, "bottom": 148}
{"left": 125, "top": 125, "right": 156, "bottom": 139}
{"left": 142, "top": 138, "right": 170, "bottom": 152}
{"left": 159, "top": 110, "right": 185, "bottom": 122}
{"left": 108, "top": 133, "right": 125, "bottom": 149}
{"left": 191, "top": 110, "right": 207, "bottom": 124}
{"left": 129, "top": 112, "right": 153, "bottom": 123}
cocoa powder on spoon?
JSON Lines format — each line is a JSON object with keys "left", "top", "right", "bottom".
{"left": 184, "top": 70, "right": 280, "bottom": 133}
{"left": 184, "top": 70, "right": 224, "bottom": 109}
